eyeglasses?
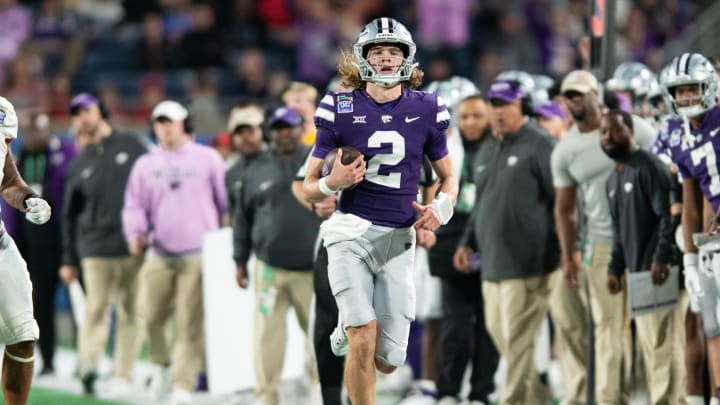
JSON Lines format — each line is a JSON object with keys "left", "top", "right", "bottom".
{"left": 489, "top": 99, "right": 511, "bottom": 107}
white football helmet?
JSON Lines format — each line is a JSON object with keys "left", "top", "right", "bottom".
{"left": 354, "top": 17, "right": 417, "bottom": 88}
{"left": 659, "top": 53, "right": 718, "bottom": 118}
{"left": 531, "top": 74, "right": 555, "bottom": 107}
{"left": 496, "top": 70, "right": 535, "bottom": 96}
{"left": 606, "top": 62, "right": 658, "bottom": 98}
{"left": 424, "top": 76, "right": 479, "bottom": 111}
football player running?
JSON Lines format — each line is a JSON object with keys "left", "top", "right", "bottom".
{"left": 302, "top": 17, "right": 457, "bottom": 405}
{"left": 658, "top": 52, "right": 720, "bottom": 405}
{"left": 0, "top": 97, "right": 52, "bottom": 404}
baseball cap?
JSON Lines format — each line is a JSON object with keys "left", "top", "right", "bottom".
{"left": 561, "top": 70, "right": 599, "bottom": 94}
{"left": 269, "top": 107, "right": 302, "bottom": 128}
{"left": 227, "top": 106, "right": 264, "bottom": 132}
{"left": 69, "top": 93, "right": 100, "bottom": 116}
{"left": 486, "top": 80, "right": 523, "bottom": 104}
{"left": 151, "top": 100, "right": 189, "bottom": 121}
{"left": 0, "top": 96, "right": 18, "bottom": 139}
{"left": 533, "top": 101, "right": 567, "bottom": 121}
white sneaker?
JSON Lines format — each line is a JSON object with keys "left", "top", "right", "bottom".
{"left": 105, "top": 377, "right": 133, "bottom": 398}
{"left": 329, "top": 318, "right": 348, "bottom": 356}
{"left": 148, "top": 364, "right": 171, "bottom": 399}
{"left": 170, "top": 387, "right": 192, "bottom": 405}
{"left": 397, "top": 394, "right": 436, "bottom": 405}
{"left": 437, "top": 397, "right": 458, "bottom": 405}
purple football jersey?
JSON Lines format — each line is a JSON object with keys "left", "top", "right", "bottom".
{"left": 662, "top": 105, "right": 720, "bottom": 211}
{"left": 313, "top": 89, "right": 450, "bottom": 227}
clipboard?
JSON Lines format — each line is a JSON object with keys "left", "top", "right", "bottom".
{"left": 627, "top": 267, "right": 679, "bottom": 318}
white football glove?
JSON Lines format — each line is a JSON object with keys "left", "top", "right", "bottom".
{"left": 24, "top": 197, "right": 51, "bottom": 225}
{"left": 685, "top": 253, "right": 702, "bottom": 313}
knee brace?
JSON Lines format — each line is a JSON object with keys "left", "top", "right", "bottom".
{"left": 375, "top": 340, "right": 407, "bottom": 368}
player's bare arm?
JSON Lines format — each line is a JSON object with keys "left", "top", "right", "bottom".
{"left": 0, "top": 148, "right": 36, "bottom": 211}
{"left": 416, "top": 172, "right": 440, "bottom": 248}
{"left": 303, "top": 150, "right": 366, "bottom": 203}
{"left": 554, "top": 185, "right": 580, "bottom": 288}
{"left": 292, "top": 180, "right": 337, "bottom": 219}
{"left": 683, "top": 178, "right": 704, "bottom": 254}
{"left": 413, "top": 154, "right": 457, "bottom": 232}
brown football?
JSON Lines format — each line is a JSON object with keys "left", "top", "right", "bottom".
{"left": 322, "top": 146, "right": 363, "bottom": 177}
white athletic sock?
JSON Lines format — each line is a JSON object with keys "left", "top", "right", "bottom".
{"left": 686, "top": 396, "right": 704, "bottom": 405}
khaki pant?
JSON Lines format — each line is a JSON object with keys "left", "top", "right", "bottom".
{"left": 254, "top": 260, "right": 314, "bottom": 405}
{"left": 635, "top": 292, "right": 687, "bottom": 405}
{"left": 137, "top": 253, "right": 204, "bottom": 391}
{"left": 550, "top": 242, "right": 629, "bottom": 404}
{"left": 549, "top": 268, "right": 588, "bottom": 404}
{"left": 482, "top": 273, "right": 554, "bottom": 405}
{"left": 78, "top": 256, "right": 142, "bottom": 379}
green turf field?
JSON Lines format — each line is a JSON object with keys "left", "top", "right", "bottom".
{"left": 13, "top": 387, "right": 128, "bottom": 405}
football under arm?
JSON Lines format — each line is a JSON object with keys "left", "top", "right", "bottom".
{"left": 0, "top": 147, "right": 36, "bottom": 211}
{"left": 302, "top": 156, "right": 333, "bottom": 203}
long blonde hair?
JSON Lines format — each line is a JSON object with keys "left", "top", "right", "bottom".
{"left": 337, "top": 50, "right": 424, "bottom": 91}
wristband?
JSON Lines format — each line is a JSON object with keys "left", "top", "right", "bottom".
{"left": 318, "top": 177, "right": 338, "bottom": 196}
{"left": 430, "top": 192, "right": 454, "bottom": 225}
{"left": 684, "top": 253, "right": 698, "bottom": 267}
{"left": 22, "top": 193, "right": 40, "bottom": 208}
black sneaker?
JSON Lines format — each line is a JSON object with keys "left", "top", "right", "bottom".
{"left": 39, "top": 366, "right": 54, "bottom": 376}
{"left": 80, "top": 370, "right": 98, "bottom": 395}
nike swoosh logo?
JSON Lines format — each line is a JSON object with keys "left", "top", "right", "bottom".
{"left": 711, "top": 128, "right": 720, "bottom": 137}
{"left": 405, "top": 116, "right": 420, "bottom": 123}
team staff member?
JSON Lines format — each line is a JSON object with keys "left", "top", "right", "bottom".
{"left": 435, "top": 94, "right": 499, "bottom": 405}
{"left": 455, "top": 80, "right": 558, "bottom": 405}
{"left": 601, "top": 109, "right": 686, "bottom": 404}
{"left": 59, "top": 93, "right": 146, "bottom": 395}
{"left": 123, "top": 100, "right": 227, "bottom": 405}
{"left": 233, "top": 107, "right": 321, "bottom": 405}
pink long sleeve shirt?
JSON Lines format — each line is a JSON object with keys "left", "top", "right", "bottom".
{"left": 122, "top": 140, "right": 228, "bottom": 255}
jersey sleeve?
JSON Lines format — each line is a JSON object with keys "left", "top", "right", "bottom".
{"left": 424, "top": 95, "right": 450, "bottom": 161}
{"left": 436, "top": 96, "right": 450, "bottom": 131}
{"left": 312, "top": 93, "right": 340, "bottom": 159}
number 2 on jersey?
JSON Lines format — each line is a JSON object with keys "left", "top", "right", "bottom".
{"left": 691, "top": 141, "right": 720, "bottom": 196}
{"left": 365, "top": 130, "right": 405, "bottom": 189}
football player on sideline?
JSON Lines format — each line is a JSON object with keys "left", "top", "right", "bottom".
{"left": 657, "top": 52, "right": 720, "bottom": 405}
{"left": 0, "top": 96, "right": 52, "bottom": 404}
{"left": 302, "top": 17, "right": 457, "bottom": 405}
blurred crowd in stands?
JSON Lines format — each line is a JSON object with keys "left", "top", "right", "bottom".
{"left": 1, "top": 0, "right": 712, "bottom": 136}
